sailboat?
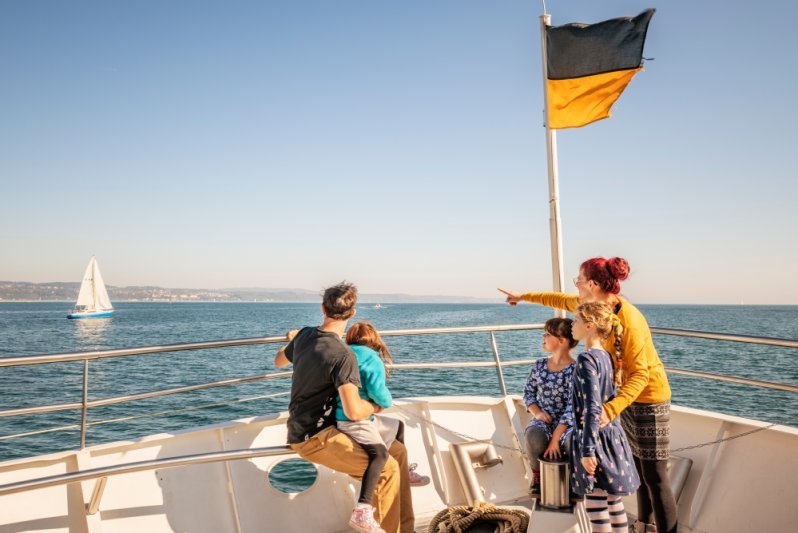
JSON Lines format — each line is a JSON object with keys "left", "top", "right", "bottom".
{"left": 66, "top": 256, "right": 114, "bottom": 319}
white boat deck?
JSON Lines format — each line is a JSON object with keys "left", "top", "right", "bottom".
{"left": 1, "top": 395, "right": 796, "bottom": 532}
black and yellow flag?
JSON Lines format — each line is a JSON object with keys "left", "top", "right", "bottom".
{"left": 546, "top": 9, "right": 654, "bottom": 129}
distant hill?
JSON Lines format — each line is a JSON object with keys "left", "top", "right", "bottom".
{"left": 0, "top": 281, "right": 494, "bottom": 304}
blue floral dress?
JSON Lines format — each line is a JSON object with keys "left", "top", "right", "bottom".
{"left": 570, "top": 348, "right": 641, "bottom": 496}
{"left": 523, "top": 358, "right": 575, "bottom": 446}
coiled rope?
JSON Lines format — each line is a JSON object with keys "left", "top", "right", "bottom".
{"left": 426, "top": 501, "right": 529, "bottom": 533}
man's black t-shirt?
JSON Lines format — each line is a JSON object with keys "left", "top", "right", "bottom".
{"left": 284, "top": 326, "right": 361, "bottom": 444}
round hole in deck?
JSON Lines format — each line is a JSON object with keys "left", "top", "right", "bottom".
{"left": 268, "top": 458, "right": 318, "bottom": 494}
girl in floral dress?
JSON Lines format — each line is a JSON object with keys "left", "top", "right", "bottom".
{"left": 523, "top": 317, "right": 577, "bottom": 494}
{"left": 571, "top": 302, "right": 640, "bottom": 533}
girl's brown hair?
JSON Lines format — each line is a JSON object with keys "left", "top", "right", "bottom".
{"left": 575, "top": 302, "right": 625, "bottom": 387}
{"left": 345, "top": 321, "right": 394, "bottom": 377}
{"left": 544, "top": 317, "right": 578, "bottom": 348}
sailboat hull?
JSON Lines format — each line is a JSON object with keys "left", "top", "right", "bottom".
{"left": 67, "top": 310, "right": 114, "bottom": 319}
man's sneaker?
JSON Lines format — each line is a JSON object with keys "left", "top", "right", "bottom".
{"left": 348, "top": 506, "right": 386, "bottom": 533}
{"left": 528, "top": 483, "right": 541, "bottom": 498}
{"left": 408, "top": 463, "right": 431, "bottom": 487}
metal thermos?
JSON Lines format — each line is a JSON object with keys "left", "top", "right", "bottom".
{"left": 539, "top": 456, "right": 570, "bottom": 509}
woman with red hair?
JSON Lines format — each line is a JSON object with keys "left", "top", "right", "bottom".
{"left": 499, "top": 257, "right": 677, "bottom": 533}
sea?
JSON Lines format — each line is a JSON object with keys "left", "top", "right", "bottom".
{"left": 1, "top": 302, "right": 797, "bottom": 468}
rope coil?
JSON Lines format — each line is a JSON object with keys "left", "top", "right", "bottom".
{"left": 426, "top": 501, "right": 529, "bottom": 533}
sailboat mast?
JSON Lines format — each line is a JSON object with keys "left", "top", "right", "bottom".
{"left": 539, "top": 12, "right": 566, "bottom": 318}
{"left": 91, "top": 257, "right": 97, "bottom": 310}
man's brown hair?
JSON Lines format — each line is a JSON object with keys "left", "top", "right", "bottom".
{"left": 322, "top": 282, "right": 358, "bottom": 320}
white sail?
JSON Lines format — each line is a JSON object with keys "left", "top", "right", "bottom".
{"left": 74, "top": 258, "right": 96, "bottom": 308}
{"left": 73, "top": 256, "right": 113, "bottom": 311}
{"left": 92, "top": 258, "right": 113, "bottom": 310}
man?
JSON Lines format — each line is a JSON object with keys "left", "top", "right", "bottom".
{"left": 275, "top": 282, "right": 414, "bottom": 533}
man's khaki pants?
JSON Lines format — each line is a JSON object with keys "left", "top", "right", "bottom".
{"left": 291, "top": 425, "right": 415, "bottom": 533}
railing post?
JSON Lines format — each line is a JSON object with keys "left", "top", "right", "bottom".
{"left": 81, "top": 359, "right": 89, "bottom": 449}
{"left": 489, "top": 332, "right": 508, "bottom": 396}
{"left": 86, "top": 476, "right": 107, "bottom": 515}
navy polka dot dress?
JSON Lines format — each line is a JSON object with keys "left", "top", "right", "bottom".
{"left": 523, "top": 358, "right": 575, "bottom": 445}
{"left": 570, "top": 348, "right": 641, "bottom": 496}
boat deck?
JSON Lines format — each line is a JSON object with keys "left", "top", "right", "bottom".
{"left": 2, "top": 395, "right": 797, "bottom": 532}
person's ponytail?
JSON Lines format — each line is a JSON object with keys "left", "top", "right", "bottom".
{"left": 612, "top": 316, "right": 625, "bottom": 387}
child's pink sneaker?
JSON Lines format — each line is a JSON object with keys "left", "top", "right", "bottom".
{"left": 408, "top": 463, "right": 431, "bottom": 487}
{"left": 348, "top": 505, "right": 386, "bottom": 533}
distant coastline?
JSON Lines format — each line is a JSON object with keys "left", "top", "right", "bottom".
{"left": 0, "top": 281, "right": 494, "bottom": 304}
{"left": 2, "top": 282, "right": 795, "bottom": 306}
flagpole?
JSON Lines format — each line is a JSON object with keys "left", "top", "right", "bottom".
{"left": 539, "top": 12, "right": 566, "bottom": 318}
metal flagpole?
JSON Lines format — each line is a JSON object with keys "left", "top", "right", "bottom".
{"left": 539, "top": 9, "right": 566, "bottom": 318}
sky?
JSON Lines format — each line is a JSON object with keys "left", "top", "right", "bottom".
{"left": 1, "top": 1, "right": 796, "bottom": 305}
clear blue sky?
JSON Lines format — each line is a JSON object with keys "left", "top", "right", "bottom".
{"left": 1, "top": 1, "right": 796, "bottom": 304}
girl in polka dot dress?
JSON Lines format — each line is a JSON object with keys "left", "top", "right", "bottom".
{"left": 571, "top": 302, "right": 640, "bottom": 533}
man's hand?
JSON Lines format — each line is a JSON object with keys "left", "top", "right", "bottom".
{"left": 274, "top": 329, "right": 299, "bottom": 369}
{"left": 339, "top": 384, "right": 376, "bottom": 421}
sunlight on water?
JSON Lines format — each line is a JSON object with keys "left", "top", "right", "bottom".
{"left": 72, "top": 318, "right": 111, "bottom": 348}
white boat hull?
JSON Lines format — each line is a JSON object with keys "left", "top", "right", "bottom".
{"left": 67, "top": 309, "right": 114, "bottom": 319}
{"left": 1, "top": 397, "right": 796, "bottom": 532}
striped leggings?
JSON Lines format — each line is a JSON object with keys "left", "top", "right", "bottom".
{"left": 585, "top": 492, "right": 628, "bottom": 533}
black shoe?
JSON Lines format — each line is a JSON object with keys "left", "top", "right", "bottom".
{"left": 528, "top": 483, "right": 541, "bottom": 497}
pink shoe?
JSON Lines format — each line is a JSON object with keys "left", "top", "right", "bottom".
{"left": 348, "top": 506, "right": 386, "bottom": 533}
{"left": 408, "top": 463, "right": 431, "bottom": 487}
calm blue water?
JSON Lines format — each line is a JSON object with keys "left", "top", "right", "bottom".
{"left": 1, "top": 302, "right": 796, "bottom": 463}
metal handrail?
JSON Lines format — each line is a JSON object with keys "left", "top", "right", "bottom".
{"left": 650, "top": 327, "right": 798, "bottom": 348}
{"left": 391, "top": 361, "right": 798, "bottom": 393}
{"left": 1, "top": 324, "right": 796, "bottom": 447}
{"left": 0, "top": 371, "right": 293, "bottom": 418}
{"left": 2, "top": 324, "right": 796, "bottom": 368}
{"left": 0, "top": 446, "right": 293, "bottom": 497}
{"left": 663, "top": 367, "right": 798, "bottom": 393}
{"left": 1, "top": 357, "right": 794, "bottom": 422}
{"left": 0, "top": 335, "right": 291, "bottom": 367}
{"left": 0, "top": 324, "right": 546, "bottom": 367}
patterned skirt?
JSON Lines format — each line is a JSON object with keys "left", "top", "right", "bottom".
{"left": 620, "top": 401, "right": 671, "bottom": 460}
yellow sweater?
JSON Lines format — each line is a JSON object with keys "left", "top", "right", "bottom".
{"left": 520, "top": 292, "right": 671, "bottom": 420}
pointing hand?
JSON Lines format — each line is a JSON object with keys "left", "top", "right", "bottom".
{"left": 498, "top": 288, "right": 522, "bottom": 306}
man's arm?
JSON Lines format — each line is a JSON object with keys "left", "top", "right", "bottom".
{"left": 274, "top": 329, "right": 299, "bottom": 368}
{"left": 274, "top": 349, "right": 290, "bottom": 368}
{"left": 338, "top": 383, "right": 378, "bottom": 421}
